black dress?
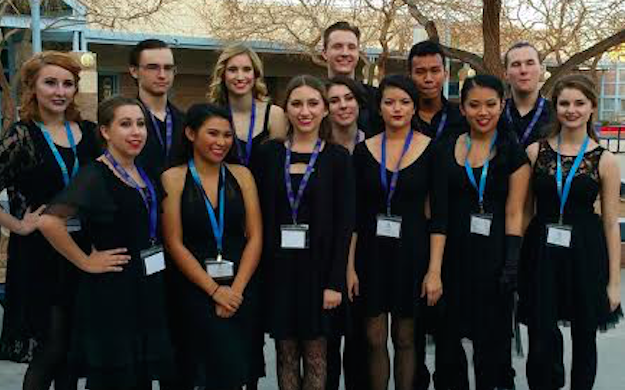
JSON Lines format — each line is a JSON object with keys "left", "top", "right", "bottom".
{"left": 518, "top": 141, "right": 623, "bottom": 330}
{"left": 352, "top": 138, "right": 434, "bottom": 318}
{"left": 228, "top": 102, "right": 273, "bottom": 168}
{"left": 45, "top": 161, "right": 173, "bottom": 390}
{"left": 431, "top": 133, "right": 528, "bottom": 337}
{"left": 175, "top": 165, "right": 261, "bottom": 388}
{"left": 0, "top": 120, "right": 99, "bottom": 362}
{"left": 252, "top": 140, "right": 354, "bottom": 340}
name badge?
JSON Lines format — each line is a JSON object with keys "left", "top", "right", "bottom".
{"left": 546, "top": 224, "right": 572, "bottom": 248}
{"left": 281, "top": 224, "right": 309, "bottom": 249}
{"left": 470, "top": 213, "right": 493, "bottom": 236}
{"left": 376, "top": 214, "right": 402, "bottom": 238}
{"left": 140, "top": 245, "right": 165, "bottom": 276}
{"left": 66, "top": 217, "right": 82, "bottom": 233}
{"left": 205, "top": 258, "right": 235, "bottom": 280}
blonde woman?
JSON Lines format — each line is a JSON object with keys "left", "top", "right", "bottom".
{"left": 208, "top": 44, "right": 287, "bottom": 168}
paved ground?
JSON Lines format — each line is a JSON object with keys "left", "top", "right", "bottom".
{"left": 1, "top": 272, "right": 625, "bottom": 390}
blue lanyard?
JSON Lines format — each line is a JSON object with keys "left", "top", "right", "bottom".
{"left": 232, "top": 99, "right": 256, "bottom": 166}
{"left": 556, "top": 134, "right": 589, "bottom": 223}
{"left": 149, "top": 106, "right": 173, "bottom": 157}
{"left": 354, "top": 129, "right": 362, "bottom": 146}
{"left": 434, "top": 109, "right": 448, "bottom": 140}
{"left": 189, "top": 159, "right": 226, "bottom": 255}
{"left": 38, "top": 121, "right": 79, "bottom": 186}
{"left": 506, "top": 97, "right": 545, "bottom": 145}
{"left": 284, "top": 139, "right": 322, "bottom": 224}
{"left": 104, "top": 151, "right": 158, "bottom": 242}
{"left": 380, "top": 130, "right": 414, "bottom": 216}
{"left": 464, "top": 131, "right": 498, "bottom": 213}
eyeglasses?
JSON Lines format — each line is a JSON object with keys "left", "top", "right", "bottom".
{"left": 138, "top": 64, "right": 177, "bottom": 74}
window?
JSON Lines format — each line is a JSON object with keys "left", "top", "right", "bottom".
{"left": 98, "top": 74, "right": 119, "bottom": 102}
{"left": 602, "top": 98, "right": 615, "bottom": 111}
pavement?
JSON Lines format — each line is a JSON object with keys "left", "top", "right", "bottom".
{"left": 1, "top": 273, "right": 625, "bottom": 390}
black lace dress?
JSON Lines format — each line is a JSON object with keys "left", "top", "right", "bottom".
{"left": 45, "top": 161, "right": 174, "bottom": 390}
{"left": 174, "top": 165, "right": 262, "bottom": 388}
{"left": 518, "top": 141, "right": 623, "bottom": 331}
{"left": 0, "top": 120, "right": 99, "bottom": 362}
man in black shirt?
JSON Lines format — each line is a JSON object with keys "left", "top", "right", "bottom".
{"left": 129, "top": 39, "right": 185, "bottom": 176}
{"left": 409, "top": 40, "right": 466, "bottom": 143}
{"left": 503, "top": 42, "right": 553, "bottom": 147}
{"left": 323, "top": 21, "right": 381, "bottom": 138}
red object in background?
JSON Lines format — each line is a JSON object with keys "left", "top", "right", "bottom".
{"left": 601, "top": 125, "right": 625, "bottom": 134}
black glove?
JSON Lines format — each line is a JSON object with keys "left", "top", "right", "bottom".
{"left": 500, "top": 235, "right": 522, "bottom": 293}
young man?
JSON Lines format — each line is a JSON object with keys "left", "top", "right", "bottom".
{"left": 322, "top": 23, "right": 372, "bottom": 390}
{"left": 323, "top": 21, "right": 380, "bottom": 137}
{"left": 129, "top": 39, "right": 185, "bottom": 176}
{"left": 409, "top": 40, "right": 465, "bottom": 143}
{"left": 503, "top": 42, "right": 552, "bottom": 147}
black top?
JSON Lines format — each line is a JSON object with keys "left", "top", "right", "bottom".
{"left": 500, "top": 97, "right": 552, "bottom": 147}
{"left": 353, "top": 139, "right": 437, "bottom": 318}
{"left": 431, "top": 132, "right": 528, "bottom": 337}
{"left": 226, "top": 102, "right": 273, "bottom": 167}
{"left": 251, "top": 140, "right": 354, "bottom": 339}
{"left": 358, "top": 82, "right": 383, "bottom": 138}
{"left": 136, "top": 100, "right": 185, "bottom": 177}
{"left": 412, "top": 97, "right": 466, "bottom": 143}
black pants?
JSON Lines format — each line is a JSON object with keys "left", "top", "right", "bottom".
{"left": 326, "top": 300, "right": 370, "bottom": 390}
{"left": 527, "top": 323, "right": 595, "bottom": 390}
{"left": 496, "top": 293, "right": 517, "bottom": 389}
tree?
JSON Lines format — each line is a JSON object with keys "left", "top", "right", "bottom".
{"left": 1, "top": 0, "right": 179, "bottom": 131}
{"left": 403, "top": 0, "right": 625, "bottom": 93}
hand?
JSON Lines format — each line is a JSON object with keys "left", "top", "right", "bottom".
{"left": 607, "top": 283, "right": 621, "bottom": 312}
{"left": 212, "top": 285, "right": 243, "bottom": 312}
{"left": 323, "top": 289, "right": 342, "bottom": 310}
{"left": 421, "top": 272, "right": 443, "bottom": 306}
{"left": 347, "top": 268, "right": 360, "bottom": 302}
{"left": 15, "top": 205, "right": 45, "bottom": 236}
{"left": 215, "top": 304, "right": 235, "bottom": 318}
{"left": 79, "top": 247, "right": 130, "bottom": 273}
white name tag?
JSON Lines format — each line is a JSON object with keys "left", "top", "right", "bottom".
{"left": 141, "top": 245, "right": 165, "bottom": 276}
{"left": 470, "top": 213, "right": 492, "bottom": 236}
{"left": 66, "top": 217, "right": 82, "bottom": 233}
{"left": 206, "top": 259, "right": 235, "bottom": 280}
{"left": 376, "top": 214, "right": 402, "bottom": 238}
{"left": 281, "top": 224, "right": 309, "bottom": 249}
{"left": 546, "top": 224, "right": 572, "bottom": 248}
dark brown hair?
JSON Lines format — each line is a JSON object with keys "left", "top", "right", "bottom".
{"left": 548, "top": 74, "right": 599, "bottom": 141}
{"left": 19, "top": 51, "right": 82, "bottom": 123}
{"left": 323, "top": 21, "right": 360, "bottom": 49}
{"left": 284, "top": 75, "right": 333, "bottom": 142}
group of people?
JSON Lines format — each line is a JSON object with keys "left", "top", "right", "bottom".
{"left": 0, "top": 20, "right": 621, "bottom": 390}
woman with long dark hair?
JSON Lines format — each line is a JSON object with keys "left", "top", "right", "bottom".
{"left": 161, "top": 103, "right": 263, "bottom": 390}
{"left": 252, "top": 75, "right": 354, "bottom": 390}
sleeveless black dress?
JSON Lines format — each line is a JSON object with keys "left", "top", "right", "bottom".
{"left": 228, "top": 102, "right": 273, "bottom": 168}
{"left": 175, "top": 165, "right": 261, "bottom": 388}
{"left": 518, "top": 141, "right": 623, "bottom": 330}
{"left": 0, "top": 120, "right": 99, "bottom": 362}
{"left": 45, "top": 161, "right": 174, "bottom": 390}
{"left": 352, "top": 139, "right": 435, "bottom": 319}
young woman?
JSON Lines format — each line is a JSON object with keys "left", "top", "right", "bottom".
{"left": 327, "top": 76, "right": 366, "bottom": 154}
{"left": 351, "top": 75, "right": 442, "bottom": 390}
{"left": 0, "top": 51, "right": 99, "bottom": 390}
{"left": 520, "top": 74, "right": 622, "bottom": 390}
{"left": 161, "top": 103, "right": 262, "bottom": 390}
{"left": 38, "top": 96, "right": 174, "bottom": 390}
{"left": 208, "top": 44, "right": 287, "bottom": 167}
{"left": 431, "top": 75, "right": 530, "bottom": 390}
{"left": 252, "top": 75, "right": 354, "bottom": 390}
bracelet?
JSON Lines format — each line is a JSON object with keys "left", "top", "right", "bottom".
{"left": 210, "top": 285, "right": 221, "bottom": 297}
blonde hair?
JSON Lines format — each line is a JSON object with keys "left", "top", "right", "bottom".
{"left": 19, "top": 51, "right": 82, "bottom": 123}
{"left": 549, "top": 74, "right": 599, "bottom": 142}
{"left": 207, "top": 44, "right": 268, "bottom": 105}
